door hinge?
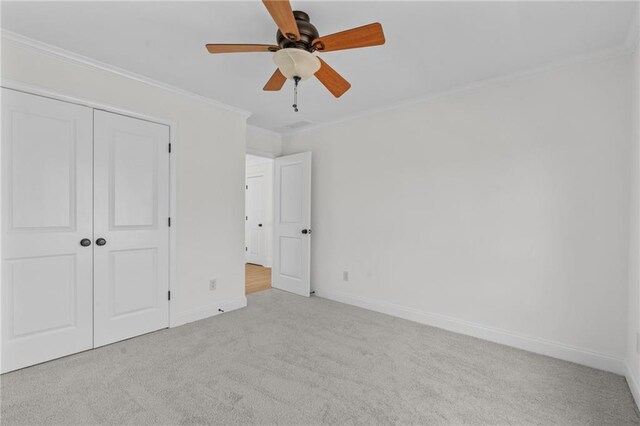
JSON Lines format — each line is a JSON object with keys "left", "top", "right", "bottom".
{"left": 168, "top": 290, "right": 171, "bottom": 301}
{"left": 245, "top": 185, "right": 248, "bottom": 190}
{"left": 168, "top": 217, "right": 171, "bottom": 227}
{"left": 168, "top": 143, "right": 172, "bottom": 153}
{"left": 245, "top": 246, "right": 248, "bottom": 252}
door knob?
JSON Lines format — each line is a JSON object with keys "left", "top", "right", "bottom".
{"left": 258, "top": 224, "right": 263, "bottom": 227}
{"left": 301, "top": 229, "right": 312, "bottom": 234}
{"left": 80, "top": 238, "right": 91, "bottom": 247}
{"left": 96, "top": 238, "right": 107, "bottom": 246}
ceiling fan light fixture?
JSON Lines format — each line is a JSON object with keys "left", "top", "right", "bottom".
{"left": 273, "top": 48, "right": 320, "bottom": 81}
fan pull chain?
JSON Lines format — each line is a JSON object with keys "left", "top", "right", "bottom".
{"left": 292, "top": 76, "right": 301, "bottom": 112}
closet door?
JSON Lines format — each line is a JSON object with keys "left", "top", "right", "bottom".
{"left": 1, "top": 89, "right": 94, "bottom": 373}
{"left": 93, "top": 111, "right": 170, "bottom": 347}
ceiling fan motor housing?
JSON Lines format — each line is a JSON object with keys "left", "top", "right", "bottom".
{"left": 277, "top": 11, "right": 319, "bottom": 51}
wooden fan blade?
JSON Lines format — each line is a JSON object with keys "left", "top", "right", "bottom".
{"left": 263, "top": 69, "right": 287, "bottom": 91}
{"left": 206, "top": 44, "right": 279, "bottom": 54}
{"left": 312, "top": 23, "right": 385, "bottom": 52}
{"left": 262, "top": 0, "right": 300, "bottom": 41}
{"left": 315, "top": 58, "right": 351, "bottom": 98}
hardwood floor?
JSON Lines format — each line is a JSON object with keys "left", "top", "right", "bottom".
{"left": 246, "top": 263, "right": 272, "bottom": 295}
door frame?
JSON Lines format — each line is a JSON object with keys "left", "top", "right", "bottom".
{"left": 244, "top": 152, "right": 276, "bottom": 288}
{"left": 245, "top": 156, "right": 277, "bottom": 268}
{"left": 1, "top": 79, "right": 178, "bottom": 327}
{"left": 245, "top": 171, "right": 266, "bottom": 266}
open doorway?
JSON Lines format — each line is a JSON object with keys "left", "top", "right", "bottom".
{"left": 245, "top": 154, "right": 274, "bottom": 294}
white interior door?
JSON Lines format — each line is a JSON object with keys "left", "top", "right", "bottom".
{"left": 273, "top": 152, "right": 311, "bottom": 297}
{"left": 245, "top": 173, "right": 266, "bottom": 266}
{"left": 1, "top": 89, "right": 94, "bottom": 373}
{"left": 93, "top": 110, "right": 170, "bottom": 347}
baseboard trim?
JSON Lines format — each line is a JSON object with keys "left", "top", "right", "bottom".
{"left": 627, "top": 363, "right": 640, "bottom": 409}
{"left": 314, "top": 289, "right": 626, "bottom": 375}
{"left": 170, "top": 296, "right": 247, "bottom": 328}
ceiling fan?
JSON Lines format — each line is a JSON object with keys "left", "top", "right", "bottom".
{"left": 205, "top": 0, "right": 385, "bottom": 110}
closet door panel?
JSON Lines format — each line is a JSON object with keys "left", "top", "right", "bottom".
{"left": 93, "top": 111, "right": 170, "bottom": 347}
{"left": 1, "top": 89, "right": 94, "bottom": 373}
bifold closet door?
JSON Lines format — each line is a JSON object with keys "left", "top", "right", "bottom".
{"left": 1, "top": 89, "right": 94, "bottom": 373}
{"left": 93, "top": 111, "right": 170, "bottom": 347}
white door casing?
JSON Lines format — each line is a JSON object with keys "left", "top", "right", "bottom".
{"left": 1, "top": 89, "right": 94, "bottom": 373}
{"left": 272, "top": 152, "right": 311, "bottom": 297}
{"left": 93, "top": 110, "right": 170, "bottom": 347}
{"left": 245, "top": 173, "right": 266, "bottom": 266}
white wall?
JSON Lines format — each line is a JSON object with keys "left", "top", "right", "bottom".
{"left": 627, "top": 31, "right": 640, "bottom": 401}
{"left": 247, "top": 125, "right": 282, "bottom": 157}
{"left": 1, "top": 38, "right": 248, "bottom": 325}
{"left": 283, "top": 54, "right": 633, "bottom": 372}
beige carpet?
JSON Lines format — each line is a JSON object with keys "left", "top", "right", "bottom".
{"left": 1, "top": 289, "right": 638, "bottom": 425}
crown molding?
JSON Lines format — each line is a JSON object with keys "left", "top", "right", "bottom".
{"left": 247, "top": 124, "right": 282, "bottom": 140}
{"left": 1, "top": 30, "right": 253, "bottom": 119}
{"left": 3, "top": 28, "right": 633, "bottom": 137}
{"left": 282, "top": 44, "right": 633, "bottom": 138}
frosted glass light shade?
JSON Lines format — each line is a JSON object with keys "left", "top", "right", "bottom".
{"left": 273, "top": 48, "right": 320, "bottom": 81}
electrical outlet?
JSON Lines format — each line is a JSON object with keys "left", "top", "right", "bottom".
{"left": 343, "top": 271, "right": 349, "bottom": 282}
{"left": 209, "top": 279, "right": 217, "bottom": 291}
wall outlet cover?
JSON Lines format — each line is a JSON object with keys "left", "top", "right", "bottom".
{"left": 209, "top": 279, "right": 217, "bottom": 291}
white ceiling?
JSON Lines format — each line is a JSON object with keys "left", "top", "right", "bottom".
{"left": 2, "top": 1, "right": 637, "bottom": 133}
